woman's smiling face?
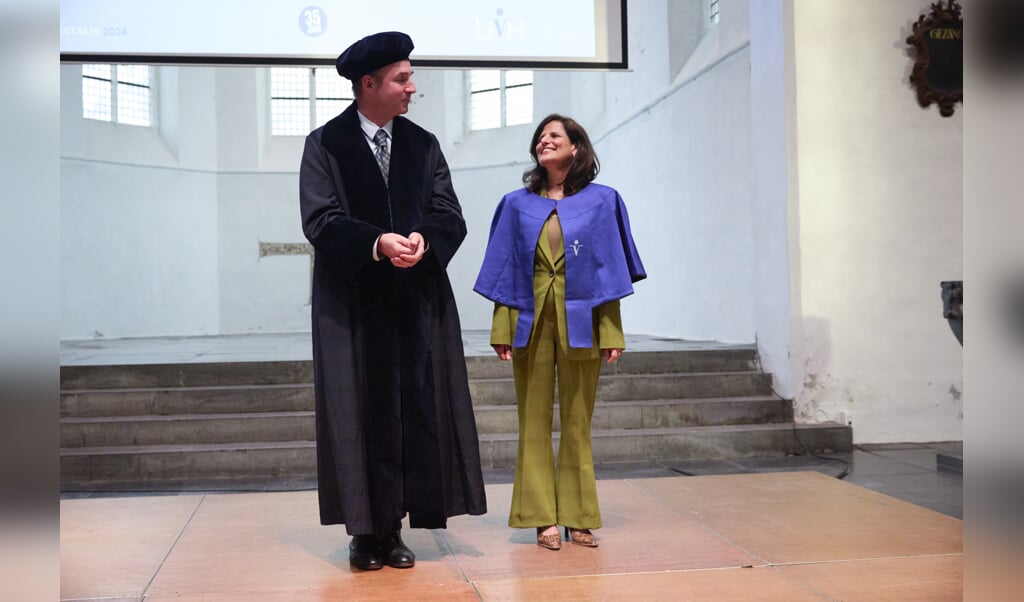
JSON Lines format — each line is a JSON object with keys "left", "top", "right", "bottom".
{"left": 535, "top": 120, "right": 576, "bottom": 172}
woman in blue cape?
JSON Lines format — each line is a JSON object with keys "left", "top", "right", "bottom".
{"left": 474, "top": 114, "right": 646, "bottom": 550}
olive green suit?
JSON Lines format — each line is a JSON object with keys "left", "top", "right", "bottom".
{"left": 491, "top": 213, "right": 624, "bottom": 530}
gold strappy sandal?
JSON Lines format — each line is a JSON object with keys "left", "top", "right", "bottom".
{"left": 536, "top": 526, "right": 562, "bottom": 550}
{"left": 564, "top": 527, "right": 598, "bottom": 548}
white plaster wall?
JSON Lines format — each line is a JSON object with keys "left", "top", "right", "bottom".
{"left": 60, "top": 64, "right": 221, "bottom": 339}
{"left": 446, "top": 162, "right": 530, "bottom": 330}
{"left": 211, "top": 67, "right": 307, "bottom": 334}
{"left": 791, "top": 1, "right": 963, "bottom": 442}
{"left": 749, "top": 0, "right": 799, "bottom": 399}
{"left": 60, "top": 161, "right": 219, "bottom": 339}
{"left": 592, "top": 0, "right": 756, "bottom": 343}
{"left": 216, "top": 173, "right": 308, "bottom": 334}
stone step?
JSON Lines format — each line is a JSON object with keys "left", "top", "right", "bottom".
{"left": 56, "top": 347, "right": 803, "bottom": 491}
{"left": 466, "top": 349, "right": 757, "bottom": 379}
{"left": 59, "top": 348, "right": 758, "bottom": 389}
{"left": 61, "top": 411, "right": 316, "bottom": 448}
{"left": 473, "top": 396, "right": 792, "bottom": 434}
{"left": 60, "top": 441, "right": 318, "bottom": 489}
{"left": 59, "top": 423, "right": 852, "bottom": 489}
{"left": 60, "top": 361, "right": 314, "bottom": 390}
{"left": 936, "top": 452, "right": 963, "bottom": 475}
{"left": 479, "top": 423, "right": 853, "bottom": 468}
{"left": 60, "top": 384, "right": 314, "bottom": 418}
{"left": 61, "top": 371, "right": 771, "bottom": 418}
{"left": 469, "top": 371, "right": 773, "bottom": 405}
{"left": 60, "top": 395, "right": 791, "bottom": 447}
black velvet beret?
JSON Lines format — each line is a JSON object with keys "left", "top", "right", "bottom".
{"left": 335, "top": 31, "right": 414, "bottom": 80}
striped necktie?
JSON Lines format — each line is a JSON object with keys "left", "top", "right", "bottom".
{"left": 373, "top": 128, "right": 390, "bottom": 181}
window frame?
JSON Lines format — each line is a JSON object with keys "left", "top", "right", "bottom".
{"left": 270, "top": 66, "right": 354, "bottom": 136}
{"left": 467, "top": 69, "right": 534, "bottom": 132}
{"left": 81, "top": 64, "right": 154, "bottom": 127}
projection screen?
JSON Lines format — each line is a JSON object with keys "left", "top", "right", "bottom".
{"left": 60, "top": 0, "right": 628, "bottom": 70}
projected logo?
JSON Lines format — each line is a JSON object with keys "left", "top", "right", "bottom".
{"left": 477, "top": 8, "right": 525, "bottom": 40}
{"left": 299, "top": 6, "right": 327, "bottom": 37}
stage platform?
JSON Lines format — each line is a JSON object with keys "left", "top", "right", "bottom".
{"left": 61, "top": 471, "right": 962, "bottom": 601}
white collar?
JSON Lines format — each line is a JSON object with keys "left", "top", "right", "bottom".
{"left": 357, "top": 110, "right": 394, "bottom": 142}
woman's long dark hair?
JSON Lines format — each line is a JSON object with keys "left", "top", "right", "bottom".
{"left": 523, "top": 114, "right": 600, "bottom": 197}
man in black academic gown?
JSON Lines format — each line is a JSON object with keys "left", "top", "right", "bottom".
{"left": 298, "top": 31, "right": 486, "bottom": 571}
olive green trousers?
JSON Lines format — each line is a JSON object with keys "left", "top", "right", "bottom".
{"left": 508, "top": 296, "right": 603, "bottom": 530}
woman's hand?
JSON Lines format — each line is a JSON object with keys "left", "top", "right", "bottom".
{"left": 602, "top": 348, "right": 622, "bottom": 364}
{"left": 492, "top": 344, "right": 512, "bottom": 361}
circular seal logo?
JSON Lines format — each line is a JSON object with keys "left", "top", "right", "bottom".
{"left": 299, "top": 7, "right": 327, "bottom": 37}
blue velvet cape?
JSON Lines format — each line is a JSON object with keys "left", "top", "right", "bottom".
{"left": 474, "top": 183, "right": 646, "bottom": 348}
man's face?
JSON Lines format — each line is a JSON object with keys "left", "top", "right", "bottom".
{"left": 365, "top": 60, "right": 415, "bottom": 119}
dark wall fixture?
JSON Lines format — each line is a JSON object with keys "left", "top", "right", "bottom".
{"left": 906, "top": 0, "right": 963, "bottom": 117}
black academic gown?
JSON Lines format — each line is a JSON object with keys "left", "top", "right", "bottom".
{"left": 299, "top": 103, "right": 486, "bottom": 537}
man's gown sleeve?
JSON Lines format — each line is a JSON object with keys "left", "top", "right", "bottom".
{"left": 298, "top": 131, "right": 384, "bottom": 283}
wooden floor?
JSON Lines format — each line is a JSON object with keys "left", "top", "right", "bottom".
{"left": 60, "top": 471, "right": 962, "bottom": 601}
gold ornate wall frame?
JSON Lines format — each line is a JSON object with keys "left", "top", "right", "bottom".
{"left": 906, "top": 0, "right": 963, "bottom": 117}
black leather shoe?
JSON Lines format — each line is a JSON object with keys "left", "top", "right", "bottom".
{"left": 378, "top": 530, "right": 415, "bottom": 568}
{"left": 349, "top": 535, "right": 383, "bottom": 571}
